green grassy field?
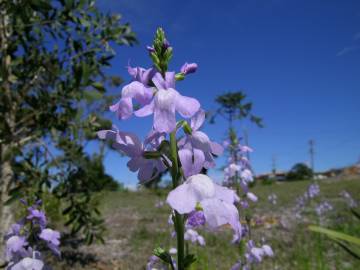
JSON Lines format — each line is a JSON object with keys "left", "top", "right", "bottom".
{"left": 58, "top": 178, "right": 360, "bottom": 270}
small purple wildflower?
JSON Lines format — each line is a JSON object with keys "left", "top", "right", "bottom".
{"left": 340, "top": 190, "right": 358, "bottom": 208}
{"left": 315, "top": 201, "right": 333, "bottom": 216}
{"left": 184, "top": 229, "right": 205, "bottom": 246}
{"left": 307, "top": 183, "right": 320, "bottom": 198}
{"left": 4, "top": 199, "right": 61, "bottom": 268}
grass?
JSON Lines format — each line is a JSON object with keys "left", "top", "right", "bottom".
{"left": 56, "top": 178, "right": 360, "bottom": 269}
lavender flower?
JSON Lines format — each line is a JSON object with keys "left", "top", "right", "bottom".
{"left": 39, "top": 228, "right": 61, "bottom": 256}
{"left": 135, "top": 71, "right": 200, "bottom": 133}
{"left": 110, "top": 66, "right": 156, "bottom": 120}
{"left": 315, "top": 201, "right": 333, "bottom": 216}
{"left": 178, "top": 109, "right": 223, "bottom": 177}
{"left": 7, "top": 257, "right": 44, "bottom": 270}
{"left": 98, "top": 126, "right": 168, "bottom": 183}
{"left": 103, "top": 28, "right": 266, "bottom": 269}
{"left": 340, "top": 190, "right": 358, "bottom": 208}
{"left": 166, "top": 174, "right": 242, "bottom": 240}
{"left": 4, "top": 200, "right": 61, "bottom": 269}
{"left": 5, "top": 236, "right": 28, "bottom": 260}
{"left": 184, "top": 229, "right": 205, "bottom": 246}
{"left": 307, "top": 183, "right": 320, "bottom": 198}
{"left": 27, "top": 207, "right": 47, "bottom": 229}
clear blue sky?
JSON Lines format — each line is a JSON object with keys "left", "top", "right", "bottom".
{"left": 91, "top": 0, "right": 360, "bottom": 188}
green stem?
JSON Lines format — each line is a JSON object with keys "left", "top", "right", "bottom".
{"left": 169, "top": 131, "right": 185, "bottom": 270}
{"left": 170, "top": 132, "right": 179, "bottom": 187}
{"left": 175, "top": 211, "right": 185, "bottom": 270}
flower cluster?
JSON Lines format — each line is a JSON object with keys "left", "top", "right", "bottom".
{"left": 222, "top": 139, "right": 256, "bottom": 209}
{"left": 268, "top": 194, "right": 277, "bottom": 205}
{"left": 231, "top": 240, "right": 273, "bottom": 270}
{"left": 4, "top": 199, "right": 60, "bottom": 270}
{"left": 221, "top": 132, "right": 274, "bottom": 268}
{"left": 294, "top": 183, "right": 321, "bottom": 218}
{"left": 315, "top": 201, "right": 333, "bottom": 216}
{"left": 340, "top": 190, "right": 358, "bottom": 208}
{"left": 98, "top": 28, "right": 242, "bottom": 269}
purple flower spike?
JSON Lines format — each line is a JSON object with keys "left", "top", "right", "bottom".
{"left": 180, "top": 62, "right": 198, "bottom": 75}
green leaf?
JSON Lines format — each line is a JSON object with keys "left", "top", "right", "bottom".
{"left": 92, "top": 82, "right": 105, "bottom": 92}
{"left": 184, "top": 254, "right": 197, "bottom": 268}
{"left": 334, "top": 240, "right": 360, "bottom": 260}
{"left": 182, "top": 122, "right": 192, "bottom": 135}
{"left": 309, "top": 225, "right": 360, "bottom": 246}
{"left": 154, "top": 247, "right": 172, "bottom": 264}
{"left": 84, "top": 90, "right": 102, "bottom": 102}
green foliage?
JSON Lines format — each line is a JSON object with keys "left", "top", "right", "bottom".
{"left": 0, "top": 0, "right": 135, "bottom": 243}
{"left": 309, "top": 208, "right": 360, "bottom": 260}
{"left": 286, "top": 163, "right": 313, "bottom": 181}
{"left": 211, "top": 91, "right": 263, "bottom": 128}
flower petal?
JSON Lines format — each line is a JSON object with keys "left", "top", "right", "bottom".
{"left": 166, "top": 174, "right": 215, "bottom": 214}
{"left": 179, "top": 148, "right": 205, "bottom": 178}
{"left": 175, "top": 94, "right": 200, "bottom": 118}
{"left": 214, "top": 184, "right": 240, "bottom": 204}
{"left": 164, "top": 72, "right": 175, "bottom": 88}
{"left": 138, "top": 161, "right": 157, "bottom": 183}
{"left": 153, "top": 89, "right": 177, "bottom": 133}
{"left": 10, "top": 257, "right": 44, "bottom": 270}
{"left": 191, "top": 131, "right": 212, "bottom": 152}
{"left": 210, "top": 141, "right": 224, "bottom": 156}
{"left": 167, "top": 183, "right": 197, "bottom": 214}
{"left": 114, "top": 97, "right": 133, "bottom": 120}
{"left": 190, "top": 109, "right": 205, "bottom": 131}
{"left": 152, "top": 72, "right": 166, "bottom": 89}
{"left": 134, "top": 100, "right": 155, "bottom": 117}
{"left": 201, "top": 198, "right": 241, "bottom": 238}
{"left": 122, "top": 81, "right": 153, "bottom": 105}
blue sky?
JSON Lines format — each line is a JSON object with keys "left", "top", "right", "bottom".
{"left": 93, "top": 0, "right": 360, "bottom": 187}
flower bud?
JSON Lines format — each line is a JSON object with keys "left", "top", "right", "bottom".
{"left": 146, "top": 45, "right": 155, "bottom": 53}
{"left": 180, "top": 62, "right": 198, "bottom": 75}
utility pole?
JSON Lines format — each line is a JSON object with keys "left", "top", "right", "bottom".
{"left": 309, "top": 139, "right": 315, "bottom": 172}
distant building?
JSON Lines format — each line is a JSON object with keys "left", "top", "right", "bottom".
{"left": 256, "top": 171, "right": 287, "bottom": 181}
